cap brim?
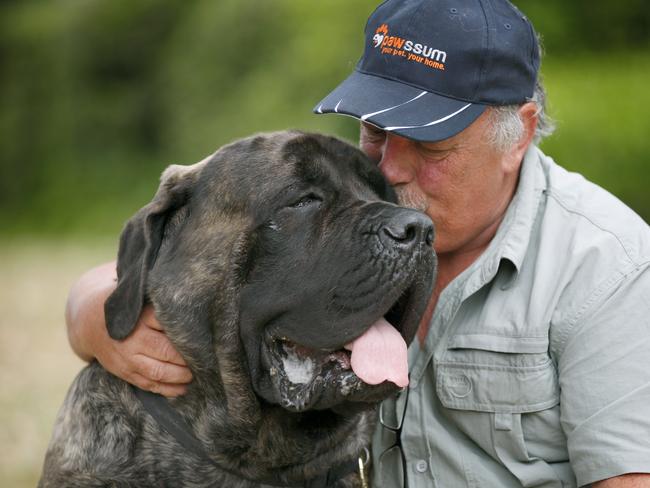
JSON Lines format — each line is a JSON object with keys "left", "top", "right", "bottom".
{"left": 314, "top": 71, "right": 487, "bottom": 142}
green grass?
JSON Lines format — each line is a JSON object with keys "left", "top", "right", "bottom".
{"left": 0, "top": 240, "right": 115, "bottom": 488}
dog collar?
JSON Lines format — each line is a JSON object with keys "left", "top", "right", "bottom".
{"left": 132, "top": 386, "right": 367, "bottom": 487}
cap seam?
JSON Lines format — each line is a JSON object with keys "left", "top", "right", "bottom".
{"left": 404, "top": 0, "right": 423, "bottom": 42}
{"left": 365, "top": 0, "right": 393, "bottom": 34}
{"left": 475, "top": 0, "right": 493, "bottom": 102}
{"left": 502, "top": 0, "right": 536, "bottom": 70}
{"left": 526, "top": 21, "right": 538, "bottom": 90}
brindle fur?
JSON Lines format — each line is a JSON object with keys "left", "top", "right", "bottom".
{"left": 39, "top": 131, "right": 435, "bottom": 487}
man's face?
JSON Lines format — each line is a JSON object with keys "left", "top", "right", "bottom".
{"left": 359, "top": 110, "right": 524, "bottom": 257}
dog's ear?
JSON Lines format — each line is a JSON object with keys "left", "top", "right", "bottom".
{"left": 104, "top": 160, "right": 208, "bottom": 340}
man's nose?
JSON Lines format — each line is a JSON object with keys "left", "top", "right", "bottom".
{"left": 377, "top": 133, "right": 417, "bottom": 185}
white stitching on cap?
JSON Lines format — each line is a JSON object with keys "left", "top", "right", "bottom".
{"left": 383, "top": 103, "right": 473, "bottom": 131}
{"left": 360, "top": 91, "right": 428, "bottom": 121}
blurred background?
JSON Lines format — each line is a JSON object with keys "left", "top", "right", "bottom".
{"left": 1, "top": 0, "right": 648, "bottom": 485}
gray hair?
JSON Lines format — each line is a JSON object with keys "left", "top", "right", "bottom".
{"left": 486, "top": 77, "right": 556, "bottom": 151}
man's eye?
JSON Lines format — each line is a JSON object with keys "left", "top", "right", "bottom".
{"left": 417, "top": 143, "right": 452, "bottom": 160}
{"left": 362, "top": 123, "right": 386, "bottom": 141}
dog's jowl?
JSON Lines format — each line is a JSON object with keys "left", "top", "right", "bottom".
{"left": 39, "top": 131, "right": 436, "bottom": 487}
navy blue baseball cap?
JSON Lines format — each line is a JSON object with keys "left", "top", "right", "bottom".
{"left": 314, "top": 0, "right": 540, "bottom": 142}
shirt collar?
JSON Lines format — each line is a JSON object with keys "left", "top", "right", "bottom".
{"left": 480, "top": 145, "right": 547, "bottom": 288}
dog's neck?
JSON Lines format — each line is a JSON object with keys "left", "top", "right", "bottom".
{"left": 157, "top": 305, "right": 374, "bottom": 486}
{"left": 164, "top": 378, "right": 373, "bottom": 486}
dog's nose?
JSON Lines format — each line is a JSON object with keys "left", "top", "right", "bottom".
{"left": 381, "top": 210, "right": 434, "bottom": 248}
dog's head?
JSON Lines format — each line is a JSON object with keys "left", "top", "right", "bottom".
{"left": 105, "top": 131, "right": 436, "bottom": 413}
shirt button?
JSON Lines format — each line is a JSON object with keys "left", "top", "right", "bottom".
{"left": 415, "top": 459, "right": 428, "bottom": 473}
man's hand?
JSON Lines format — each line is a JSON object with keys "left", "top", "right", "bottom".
{"left": 66, "top": 261, "right": 192, "bottom": 397}
{"left": 96, "top": 304, "right": 193, "bottom": 397}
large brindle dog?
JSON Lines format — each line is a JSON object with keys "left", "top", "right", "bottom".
{"left": 40, "top": 131, "right": 436, "bottom": 487}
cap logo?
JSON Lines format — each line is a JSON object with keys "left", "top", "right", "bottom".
{"left": 372, "top": 23, "right": 446, "bottom": 71}
{"left": 372, "top": 24, "right": 388, "bottom": 47}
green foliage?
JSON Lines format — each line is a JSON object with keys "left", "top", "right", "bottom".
{"left": 1, "top": 0, "right": 648, "bottom": 237}
{"left": 517, "top": 0, "right": 650, "bottom": 55}
{"left": 541, "top": 53, "right": 650, "bottom": 216}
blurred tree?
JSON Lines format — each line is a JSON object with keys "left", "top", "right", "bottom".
{"left": 518, "top": 0, "right": 650, "bottom": 55}
{"left": 0, "top": 0, "right": 648, "bottom": 236}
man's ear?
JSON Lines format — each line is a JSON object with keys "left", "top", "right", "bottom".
{"left": 518, "top": 101, "right": 539, "bottom": 150}
{"left": 104, "top": 159, "right": 208, "bottom": 340}
{"left": 501, "top": 102, "right": 539, "bottom": 174}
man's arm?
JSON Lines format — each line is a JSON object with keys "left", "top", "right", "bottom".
{"left": 65, "top": 261, "right": 192, "bottom": 397}
{"left": 558, "top": 264, "right": 650, "bottom": 486}
{"left": 592, "top": 473, "right": 650, "bottom": 487}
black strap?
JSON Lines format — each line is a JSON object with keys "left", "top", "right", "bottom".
{"left": 132, "top": 386, "right": 361, "bottom": 487}
{"left": 133, "top": 386, "right": 216, "bottom": 465}
{"left": 303, "top": 458, "right": 361, "bottom": 488}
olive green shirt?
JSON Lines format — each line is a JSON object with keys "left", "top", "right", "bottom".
{"left": 372, "top": 146, "right": 650, "bottom": 487}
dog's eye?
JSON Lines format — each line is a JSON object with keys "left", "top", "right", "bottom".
{"left": 289, "top": 194, "right": 322, "bottom": 209}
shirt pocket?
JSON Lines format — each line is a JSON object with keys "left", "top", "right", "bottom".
{"left": 437, "top": 333, "right": 558, "bottom": 413}
{"left": 435, "top": 333, "right": 568, "bottom": 488}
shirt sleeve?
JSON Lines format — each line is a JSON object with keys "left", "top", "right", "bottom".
{"left": 557, "top": 263, "right": 650, "bottom": 487}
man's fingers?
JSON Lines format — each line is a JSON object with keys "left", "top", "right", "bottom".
{"left": 95, "top": 303, "right": 192, "bottom": 397}
{"left": 129, "top": 372, "right": 189, "bottom": 398}
{"left": 133, "top": 306, "right": 187, "bottom": 366}
{"left": 98, "top": 347, "right": 191, "bottom": 397}
{"left": 133, "top": 326, "right": 188, "bottom": 366}
{"left": 133, "top": 354, "right": 193, "bottom": 385}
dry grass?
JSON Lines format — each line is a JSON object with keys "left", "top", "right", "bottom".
{"left": 0, "top": 239, "right": 115, "bottom": 487}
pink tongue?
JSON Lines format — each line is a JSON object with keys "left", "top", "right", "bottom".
{"left": 344, "top": 317, "right": 409, "bottom": 387}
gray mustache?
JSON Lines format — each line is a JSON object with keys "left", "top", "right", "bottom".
{"left": 395, "top": 185, "right": 428, "bottom": 213}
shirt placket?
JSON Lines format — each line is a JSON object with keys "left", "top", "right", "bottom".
{"left": 402, "top": 271, "right": 471, "bottom": 487}
{"left": 402, "top": 247, "right": 503, "bottom": 487}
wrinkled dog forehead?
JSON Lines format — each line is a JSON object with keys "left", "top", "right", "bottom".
{"left": 183, "top": 132, "right": 301, "bottom": 211}
{"left": 277, "top": 131, "right": 394, "bottom": 202}
{"left": 185, "top": 131, "right": 392, "bottom": 213}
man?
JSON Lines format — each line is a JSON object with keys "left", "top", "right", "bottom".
{"left": 66, "top": 0, "right": 650, "bottom": 486}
